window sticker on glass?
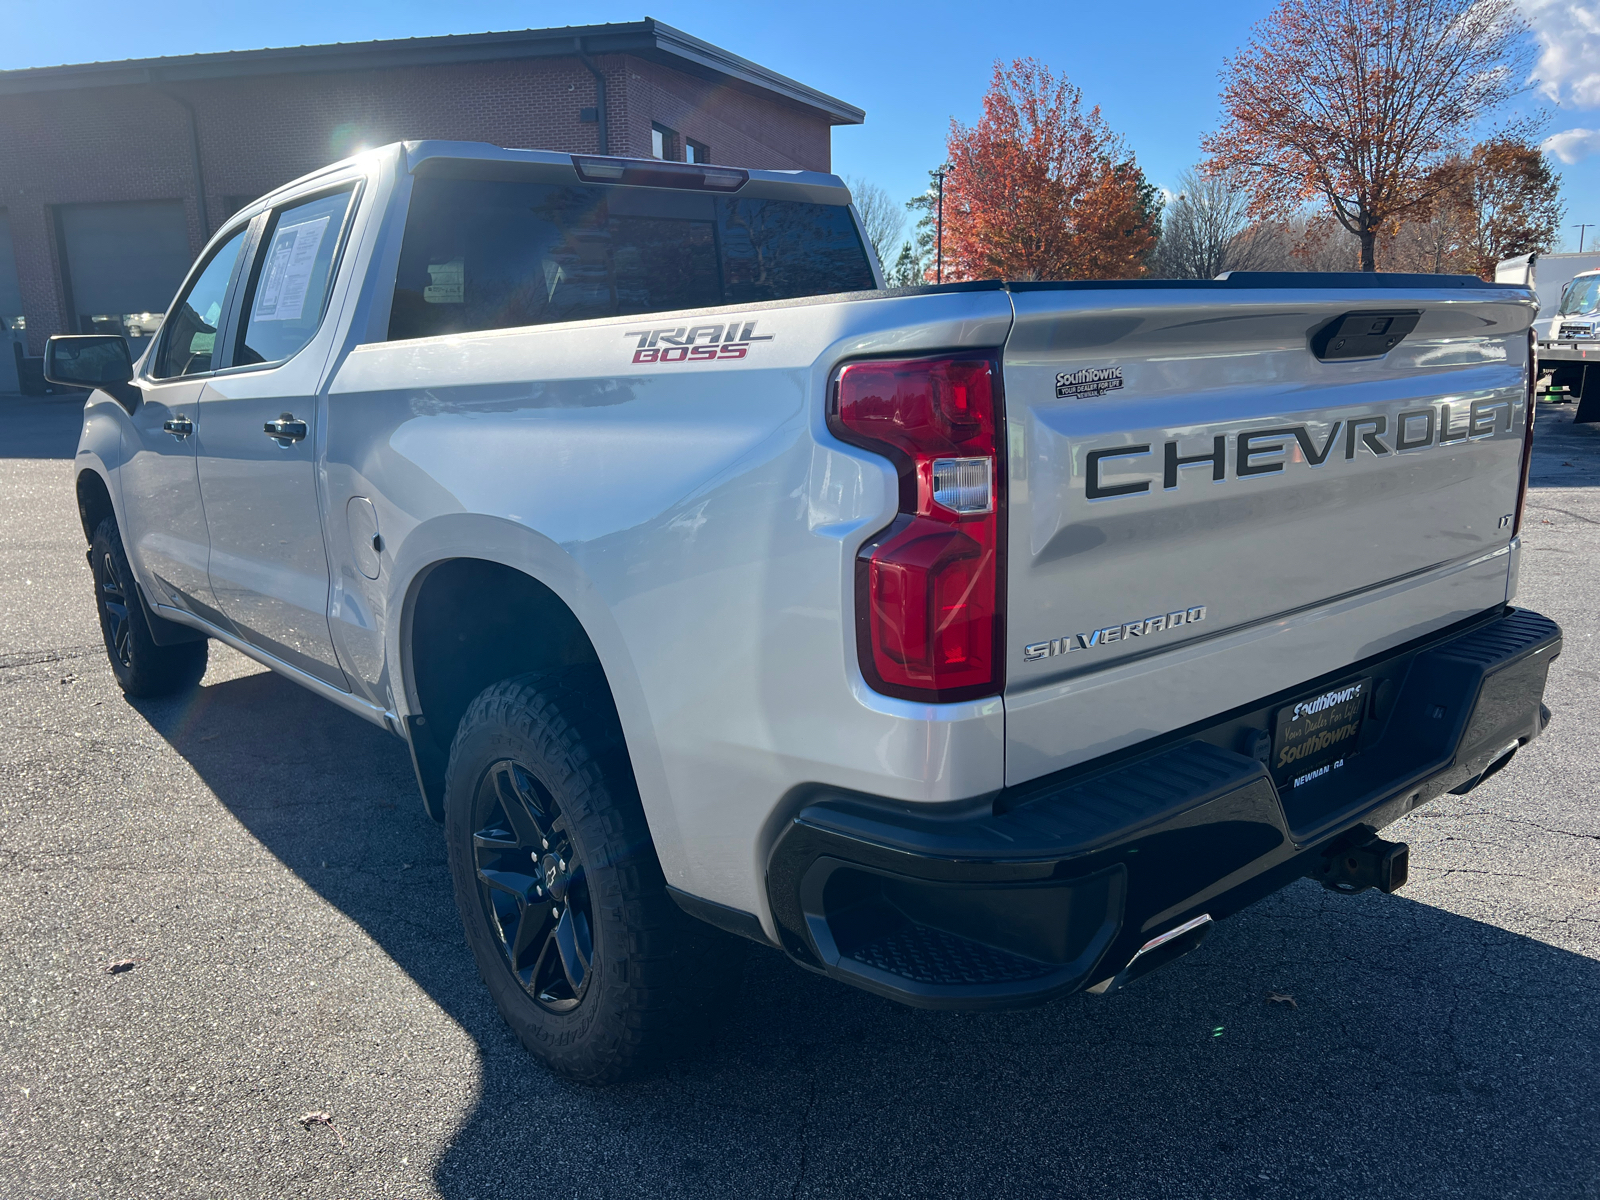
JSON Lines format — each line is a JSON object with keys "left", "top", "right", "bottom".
{"left": 424, "top": 258, "right": 464, "bottom": 304}
{"left": 253, "top": 216, "right": 332, "bottom": 322}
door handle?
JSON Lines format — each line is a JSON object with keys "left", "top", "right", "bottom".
{"left": 162, "top": 415, "right": 193, "bottom": 438}
{"left": 263, "top": 413, "right": 308, "bottom": 445}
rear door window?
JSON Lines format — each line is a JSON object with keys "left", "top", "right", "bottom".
{"left": 387, "top": 176, "right": 875, "bottom": 342}
{"left": 233, "top": 187, "right": 357, "bottom": 367}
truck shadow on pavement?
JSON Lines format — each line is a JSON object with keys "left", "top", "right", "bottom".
{"left": 137, "top": 668, "right": 1599, "bottom": 1200}
{"left": 1530, "top": 401, "right": 1600, "bottom": 489}
{"left": 1, "top": 393, "right": 84, "bottom": 459}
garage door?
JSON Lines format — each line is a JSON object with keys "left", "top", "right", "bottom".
{"left": 57, "top": 200, "right": 193, "bottom": 355}
{"left": 0, "top": 210, "right": 21, "bottom": 318}
{"left": 0, "top": 210, "right": 22, "bottom": 392}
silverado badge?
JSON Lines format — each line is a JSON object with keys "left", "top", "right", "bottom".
{"left": 1023, "top": 605, "right": 1208, "bottom": 662}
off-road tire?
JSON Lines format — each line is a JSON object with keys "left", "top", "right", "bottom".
{"left": 89, "top": 517, "right": 207, "bottom": 698}
{"left": 444, "top": 666, "right": 745, "bottom": 1083}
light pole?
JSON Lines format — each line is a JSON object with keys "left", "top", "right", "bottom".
{"left": 935, "top": 164, "right": 950, "bottom": 284}
{"left": 1576, "top": 223, "right": 1595, "bottom": 253}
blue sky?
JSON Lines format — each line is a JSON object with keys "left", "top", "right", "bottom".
{"left": 7, "top": 0, "right": 1600, "bottom": 252}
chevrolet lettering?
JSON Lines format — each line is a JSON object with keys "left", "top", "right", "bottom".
{"left": 1084, "top": 399, "right": 1515, "bottom": 500}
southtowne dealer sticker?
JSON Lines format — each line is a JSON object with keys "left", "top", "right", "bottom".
{"left": 1056, "top": 365, "right": 1124, "bottom": 399}
{"left": 1273, "top": 678, "right": 1368, "bottom": 788}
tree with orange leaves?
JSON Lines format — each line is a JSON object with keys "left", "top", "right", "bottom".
{"left": 939, "top": 59, "right": 1159, "bottom": 282}
{"left": 1203, "top": 0, "right": 1531, "bottom": 271}
{"left": 1380, "top": 138, "right": 1563, "bottom": 276}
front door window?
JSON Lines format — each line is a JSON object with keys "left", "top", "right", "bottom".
{"left": 151, "top": 225, "right": 248, "bottom": 379}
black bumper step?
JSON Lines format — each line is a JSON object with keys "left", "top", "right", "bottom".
{"left": 765, "top": 606, "right": 1561, "bottom": 1009}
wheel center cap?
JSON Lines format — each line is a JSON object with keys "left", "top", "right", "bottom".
{"left": 541, "top": 854, "right": 568, "bottom": 900}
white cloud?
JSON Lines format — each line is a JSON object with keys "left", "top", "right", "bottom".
{"left": 1543, "top": 126, "right": 1600, "bottom": 161}
{"left": 1524, "top": 0, "right": 1600, "bottom": 108}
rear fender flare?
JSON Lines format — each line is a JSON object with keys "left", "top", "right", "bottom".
{"left": 385, "top": 512, "right": 686, "bottom": 881}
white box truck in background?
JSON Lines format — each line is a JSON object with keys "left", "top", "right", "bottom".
{"left": 1499, "top": 250, "right": 1600, "bottom": 421}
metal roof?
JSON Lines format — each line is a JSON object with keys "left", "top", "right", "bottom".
{"left": 0, "top": 18, "right": 864, "bottom": 125}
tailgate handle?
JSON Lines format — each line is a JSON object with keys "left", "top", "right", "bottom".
{"left": 1310, "top": 310, "right": 1421, "bottom": 361}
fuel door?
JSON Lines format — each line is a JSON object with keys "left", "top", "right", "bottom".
{"left": 346, "top": 496, "right": 381, "bottom": 580}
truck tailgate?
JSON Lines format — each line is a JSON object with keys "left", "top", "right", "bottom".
{"left": 1001, "top": 280, "right": 1534, "bottom": 786}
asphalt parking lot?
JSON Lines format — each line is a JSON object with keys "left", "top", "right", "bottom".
{"left": 2, "top": 394, "right": 1597, "bottom": 1200}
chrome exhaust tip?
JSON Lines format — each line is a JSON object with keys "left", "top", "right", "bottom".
{"left": 1086, "top": 913, "right": 1214, "bottom": 997}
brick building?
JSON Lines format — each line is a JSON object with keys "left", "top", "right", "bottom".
{"left": 0, "top": 19, "right": 862, "bottom": 377}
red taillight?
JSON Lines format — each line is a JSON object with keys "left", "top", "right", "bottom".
{"left": 829, "top": 355, "right": 1004, "bottom": 702}
{"left": 1512, "top": 329, "right": 1537, "bottom": 537}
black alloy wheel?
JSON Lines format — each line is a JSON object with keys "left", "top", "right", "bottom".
{"left": 88, "top": 516, "right": 207, "bottom": 697}
{"left": 443, "top": 668, "right": 747, "bottom": 1082}
{"left": 97, "top": 546, "right": 134, "bottom": 670}
{"left": 471, "top": 759, "right": 595, "bottom": 1011}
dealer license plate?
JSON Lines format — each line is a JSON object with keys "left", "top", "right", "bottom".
{"left": 1271, "top": 677, "right": 1370, "bottom": 789}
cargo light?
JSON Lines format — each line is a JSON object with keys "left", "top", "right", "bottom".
{"left": 571, "top": 155, "right": 748, "bottom": 192}
{"left": 1513, "top": 329, "right": 1537, "bottom": 536}
{"left": 829, "top": 354, "right": 1005, "bottom": 702}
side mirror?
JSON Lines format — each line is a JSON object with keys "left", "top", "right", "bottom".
{"left": 45, "top": 334, "right": 134, "bottom": 387}
{"left": 44, "top": 335, "right": 138, "bottom": 412}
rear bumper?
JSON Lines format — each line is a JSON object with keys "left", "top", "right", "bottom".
{"left": 765, "top": 607, "right": 1560, "bottom": 1009}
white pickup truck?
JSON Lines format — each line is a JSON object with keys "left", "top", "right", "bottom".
{"left": 51, "top": 141, "right": 1560, "bottom": 1082}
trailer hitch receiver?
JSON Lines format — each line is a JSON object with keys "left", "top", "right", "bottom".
{"left": 1315, "top": 836, "right": 1409, "bottom": 895}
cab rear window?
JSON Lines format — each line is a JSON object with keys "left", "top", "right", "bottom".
{"left": 387, "top": 176, "right": 874, "bottom": 341}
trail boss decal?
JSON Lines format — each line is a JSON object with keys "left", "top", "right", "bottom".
{"left": 1082, "top": 398, "right": 1517, "bottom": 500}
{"left": 1023, "top": 605, "right": 1207, "bottom": 662}
{"left": 625, "top": 321, "right": 771, "bottom": 364}
{"left": 1057, "top": 366, "right": 1124, "bottom": 399}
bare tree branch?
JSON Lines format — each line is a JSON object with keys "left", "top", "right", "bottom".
{"left": 843, "top": 177, "right": 905, "bottom": 274}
